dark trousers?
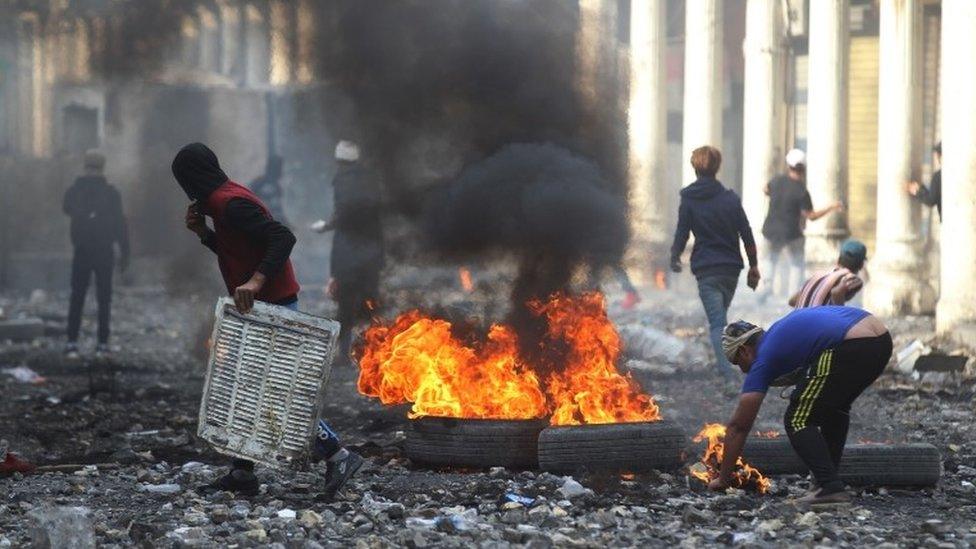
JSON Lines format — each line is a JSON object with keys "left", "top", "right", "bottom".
{"left": 784, "top": 333, "right": 893, "bottom": 491}
{"left": 67, "top": 248, "right": 114, "bottom": 344}
{"left": 335, "top": 273, "right": 379, "bottom": 361}
{"left": 696, "top": 274, "right": 739, "bottom": 375}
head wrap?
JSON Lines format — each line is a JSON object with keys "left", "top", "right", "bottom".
{"left": 722, "top": 320, "right": 763, "bottom": 363}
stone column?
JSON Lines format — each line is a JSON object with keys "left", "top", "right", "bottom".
{"left": 681, "top": 0, "right": 723, "bottom": 186}
{"left": 741, "top": 0, "right": 785, "bottom": 227}
{"left": 804, "top": 0, "right": 849, "bottom": 266}
{"left": 936, "top": 1, "right": 976, "bottom": 339}
{"left": 627, "top": 0, "right": 668, "bottom": 282}
{"left": 866, "top": 0, "right": 936, "bottom": 315}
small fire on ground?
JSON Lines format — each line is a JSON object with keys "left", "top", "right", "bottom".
{"left": 356, "top": 292, "right": 660, "bottom": 426}
{"left": 691, "top": 423, "right": 770, "bottom": 494}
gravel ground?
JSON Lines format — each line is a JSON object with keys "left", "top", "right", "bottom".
{"left": 2, "top": 269, "right": 975, "bottom": 548}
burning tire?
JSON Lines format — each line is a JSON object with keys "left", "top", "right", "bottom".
{"left": 743, "top": 438, "right": 942, "bottom": 486}
{"left": 839, "top": 443, "right": 942, "bottom": 487}
{"left": 405, "top": 417, "right": 546, "bottom": 470}
{"left": 537, "top": 421, "right": 686, "bottom": 474}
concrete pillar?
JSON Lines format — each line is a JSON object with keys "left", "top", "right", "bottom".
{"left": 243, "top": 3, "right": 270, "bottom": 86}
{"left": 866, "top": 0, "right": 935, "bottom": 315}
{"left": 936, "top": 1, "right": 976, "bottom": 339}
{"left": 576, "top": 0, "right": 618, "bottom": 107}
{"left": 15, "top": 12, "right": 42, "bottom": 156}
{"left": 295, "top": 0, "right": 316, "bottom": 84}
{"left": 218, "top": 1, "right": 242, "bottom": 78}
{"left": 741, "top": 0, "right": 785, "bottom": 227}
{"left": 681, "top": 0, "right": 723, "bottom": 186}
{"left": 627, "top": 0, "right": 668, "bottom": 282}
{"left": 269, "top": 0, "right": 293, "bottom": 85}
{"left": 804, "top": 0, "right": 849, "bottom": 266}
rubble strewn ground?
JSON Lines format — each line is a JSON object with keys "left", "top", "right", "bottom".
{"left": 2, "top": 269, "right": 976, "bottom": 548}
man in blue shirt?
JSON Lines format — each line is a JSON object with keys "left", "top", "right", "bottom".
{"left": 707, "top": 306, "right": 892, "bottom": 505}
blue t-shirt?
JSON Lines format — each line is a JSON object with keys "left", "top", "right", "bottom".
{"left": 741, "top": 306, "right": 871, "bottom": 394}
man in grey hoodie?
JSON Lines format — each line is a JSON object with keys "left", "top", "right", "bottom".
{"left": 670, "top": 146, "right": 760, "bottom": 380}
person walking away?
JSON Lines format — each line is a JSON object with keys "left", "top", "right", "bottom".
{"left": 907, "top": 141, "right": 942, "bottom": 220}
{"left": 172, "top": 143, "right": 361, "bottom": 499}
{"left": 311, "top": 140, "right": 384, "bottom": 364}
{"left": 249, "top": 154, "right": 289, "bottom": 226}
{"left": 760, "top": 149, "right": 843, "bottom": 299}
{"left": 712, "top": 307, "right": 892, "bottom": 506}
{"left": 670, "top": 146, "right": 761, "bottom": 381}
{"left": 63, "top": 150, "right": 130, "bottom": 358}
{"left": 789, "top": 239, "right": 866, "bottom": 308}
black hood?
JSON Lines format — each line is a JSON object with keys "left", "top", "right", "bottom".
{"left": 680, "top": 177, "right": 726, "bottom": 200}
{"left": 172, "top": 143, "right": 229, "bottom": 202}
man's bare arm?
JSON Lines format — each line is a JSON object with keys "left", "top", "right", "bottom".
{"left": 717, "top": 392, "right": 765, "bottom": 485}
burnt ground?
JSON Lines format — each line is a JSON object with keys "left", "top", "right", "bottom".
{"left": 2, "top": 267, "right": 976, "bottom": 548}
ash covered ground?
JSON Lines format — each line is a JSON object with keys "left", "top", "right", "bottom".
{"left": 2, "top": 267, "right": 975, "bottom": 548}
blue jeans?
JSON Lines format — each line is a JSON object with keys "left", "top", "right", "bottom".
{"left": 697, "top": 274, "right": 739, "bottom": 376}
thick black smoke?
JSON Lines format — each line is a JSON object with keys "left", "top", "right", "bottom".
{"left": 425, "top": 143, "right": 630, "bottom": 359}
{"left": 316, "top": 0, "right": 626, "bottom": 204}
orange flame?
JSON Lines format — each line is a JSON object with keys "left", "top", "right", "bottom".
{"left": 691, "top": 423, "right": 770, "bottom": 494}
{"left": 654, "top": 269, "right": 667, "bottom": 290}
{"left": 356, "top": 292, "right": 660, "bottom": 425}
{"left": 458, "top": 267, "right": 475, "bottom": 293}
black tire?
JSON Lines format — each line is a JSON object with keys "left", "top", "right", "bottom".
{"left": 742, "top": 437, "right": 807, "bottom": 475}
{"left": 743, "top": 439, "right": 943, "bottom": 486}
{"left": 405, "top": 417, "right": 547, "bottom": 470}
{"left": 839, "top": 444, "right": 942, "bottom": 487}
{"left": 538, "top": 421, "right": 686, "bottom": 474}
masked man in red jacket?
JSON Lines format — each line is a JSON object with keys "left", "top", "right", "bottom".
{"left": 172, "top": 143, "right": 361, "bottom": 498}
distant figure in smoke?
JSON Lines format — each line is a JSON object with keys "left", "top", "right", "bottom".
{"left": 670, "top": 146, "right": 760, "bottom": 381}
{"left": 249, "top": 154, "right": 289, "bottom": 226}
{"left": 63, "top": 150, "right": 130, "bottom": 358}
{"left": 907, "top": 141, "right": 942, "bottom": 220}
{"left": 311, "top": 140, "right": 384, "bottom": 364}
{"left": 172, "top": 142, "right": 362, "bottom": 499}
{"left": 759, "top": 149, "right": 843, "bottom": 300}
{"left": 790, "top": 239, "right": 867, "bottom": 308}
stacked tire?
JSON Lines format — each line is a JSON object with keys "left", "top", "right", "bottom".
{"left": 537, "top": 420, "right": 686, "bottom": 474}
{"left": 405, "top": 417, "right": 547, "bottom": 470}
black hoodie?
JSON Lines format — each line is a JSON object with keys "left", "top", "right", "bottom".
{"left": 670, "top": 177, "right": 757, "bottom": 278}
{"left": 171, "top": 143, "right": 229, "bottom": 203}
{"left": 172, "top": 143, "right": 297, "bottom": 279}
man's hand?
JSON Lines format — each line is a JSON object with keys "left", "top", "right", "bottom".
{"left": 234, "top": 272, "right": 267, "bottom": 314}
{"left": 326, "top": 277, "right": 338, "bottom": 300}
{"left": 185, "top": 204, "right": 208, "bottom": 237}
{"left": 906, "top": 181, "right": 921, "bottom": 196}
{"left": 832, "top": 201, "right": 845, "bottom": 213}
{"left": 708, "top": 477, "right": 730, "bottom": 491}
{"left": 747, "top": 266, "right": 761, "bottom": 290}
{"left": 670, "top": 258, "right": 682, "bottom": 273}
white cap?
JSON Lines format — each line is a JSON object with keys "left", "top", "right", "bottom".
{"left": 785, "top": 148, "right": 806, "bottom": 168}
{"left": 335, "top": 140, "right": 360, "bottom": 162}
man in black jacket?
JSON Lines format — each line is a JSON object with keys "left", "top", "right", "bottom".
{"left": 63, "top": 151, "right": 129, "bottom": 358}
{"left": 312, "top": 140, "right": 384, "bottom": 364}
{"left": 671, "top": 146, "right": 760, "bottom": 381}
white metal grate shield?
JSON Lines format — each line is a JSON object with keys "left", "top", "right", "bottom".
{"left": 197, "top": 298, "right": 340, "bottom": 469}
